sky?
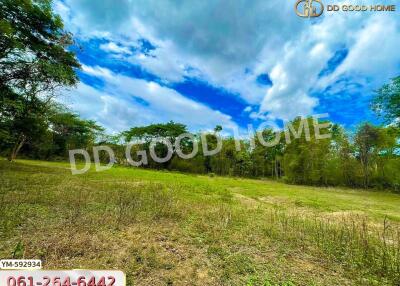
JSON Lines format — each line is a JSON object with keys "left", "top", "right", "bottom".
{"left": 55, "top": 0, "right": 400, "bottom": 134}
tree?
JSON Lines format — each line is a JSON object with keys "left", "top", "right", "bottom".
{"left": 0, "top": 89, "right": 51, "bottom": 160}
{"left": 251, "top": 128, "right": 284, "bottom": 178}
{"left": 371, "top": 126, "right": 399, "bottom": 189}
{"left": 214, "top": 125, "right": 223, "bottom": 133}
{"left": 329, "top": 124, "right": 357, "bottom": 186}
{"left": 49, "top": 109, "right": 104, "bottom": 157}
{"left": 0, "top": 0, "right": 80, "bottom": 160}
{"left": 283, "top": 117, "right": 333, "bottom": 185}
{"left": 122, "top": 121, "right": 188, "bottom": 168}
{"left": 372, "top": 76, "right": 400, "bottom": 127}
{"left": 354, "top": 123, "right": 380, "bottom": 188}
{"left": 122, "top": 121, "right": 187, "bottom": 144}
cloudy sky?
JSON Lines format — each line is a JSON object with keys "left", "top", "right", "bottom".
{"left": 55, "top": 0, "right": 400, "bottom": 133}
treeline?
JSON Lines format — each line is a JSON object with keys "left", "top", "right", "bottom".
{"left": 6, "top": 111, "right": 399, "bottom": 191}
{"left": 0, "top": 103, "right": 104, "bottom": 160}
{"left": 103, "top": 116, "right": 398, "bottom": 191}
{"left": 1, "top": 0, "right": 399, "bottom": 191}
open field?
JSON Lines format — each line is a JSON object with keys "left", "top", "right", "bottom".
{"left": 0, "top": 159, "right": 399, "bottom": 285}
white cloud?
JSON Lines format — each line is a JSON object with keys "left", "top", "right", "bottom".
{"left": 58, "top": 0, "right": 306, "bottom": 104}
{"left": 99, "top": 42, "right": 132, "bottom": 55}
{"left": 81, "top": 64, "right": 114, "bottom": 79}
{"left": 321, "top": 14, "right": 400, "bottom": 87}
{"left": 244, "top": 106, "right": 252, "bottom": 113}
{"left": 53, "top": 1, "right": 70, "bottom": 21}
{"left": 127, "top": 40, "right": 187, "bottom": 82}
{"left": 257, "top": 8, "right": 400, "bottom": 121}
{"left": 62, "top": 65, "right": 239, "bottom": 133}
{"left": 56, "top": 0, "right": 400, "bottom": 126}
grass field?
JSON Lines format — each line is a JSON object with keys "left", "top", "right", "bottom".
{"left": 0, "top": 159, "right": 399, "bottom": 285}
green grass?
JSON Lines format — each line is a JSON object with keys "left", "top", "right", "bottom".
{"left": 1, "top": 159, "right": 399, "bottom": 285}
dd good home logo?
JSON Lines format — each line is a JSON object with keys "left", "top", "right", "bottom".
{"left": 295, "top": 0, "right": 324, "bottom": 17}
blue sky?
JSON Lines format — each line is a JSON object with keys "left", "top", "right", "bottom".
{"left": 55, "top": 0, "right": 400, "bottom": 134}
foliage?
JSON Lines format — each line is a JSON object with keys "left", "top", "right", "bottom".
{"left": 122, "top": 121, "right": 188, "bottom": 168}
{"left": 116, "top": 117, "right": 400, "bottom": 191}
{"left": 372, "top": 76, "right": 400, "bottom": 127}
{"left": 0, "top": 104, "right": 104, "bottom": 160}
{"left": 49, "top": 108, "right": 104, "bottom": 157}
{"left": 122, "top": 121, "right": 187, "bottom": 143}
{"left": 0, "top": 0, "right": 80, "bottom": 160}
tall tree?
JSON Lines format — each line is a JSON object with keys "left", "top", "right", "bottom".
{"left": 252, "top": 128, "right": 284, "bottom": 178}
{"left": 0, "top": 0, "right": 80, "bottom": 160}
{"left": 330, "top": 124, "right": 357, "bottom": 186}
{"left": 122, "top": 121, "right": 188, "bottom": 168}
{"left": 283, "top": 117, "right": 333, "bottom": 185}
{"left": 354, "top": 123, "right": 380, "bottom": 188}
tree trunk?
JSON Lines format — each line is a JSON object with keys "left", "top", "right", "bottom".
{"left": 271, "top": 160, "right": 274, "bottom": 178}
{"left": 8, "top": 134, "right": 26, "bottom": 161}
{"left": 363, "top": 163, "right": 369, "bottom": 189}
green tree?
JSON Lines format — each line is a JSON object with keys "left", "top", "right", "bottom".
{"left": 283, "top": 117, "right": 333, "bottom": 185}
{"left": 122, "top": 121, "right": 188, "bottom": 168}
{"left": 49, "top": 109, "right": 104, "bottom": 158}
{"left": 354, "top": 123, "right": 380, "bottom": 188}
{"left": 372, "top": 126, "right": 399, "bottom": 189}
{"left": 329, "top": 124, "right": 357, "bottom": 186}
{"left": 372, "top": 76, "right": 400, "bottom": 127}
{"left": 0, "top": 0, "right": 80, "bottom": 160}
{"left": 251, "top": 128, "right": 284, "bottom": 178}
{"left": 122, "top": 121, "right": 187, "bottom": 144}
{"left": 0, "top": 96, "right": 50, "bottom": 160}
